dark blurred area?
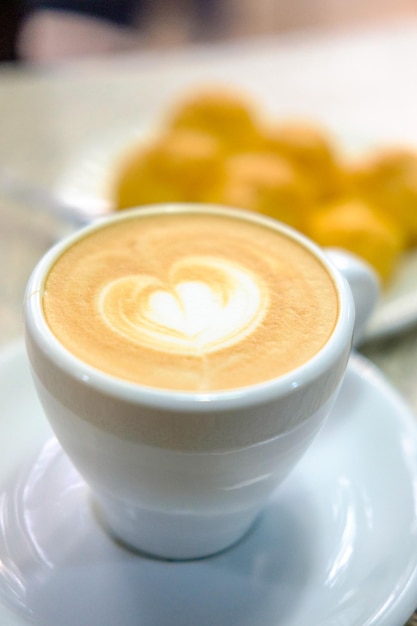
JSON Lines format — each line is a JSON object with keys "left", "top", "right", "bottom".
{"left": 2, "top": 0, "right": 417, "bottom": 64}
{"left": 1, "top": 0, "right": 229, "bottom": 63}
{"left": 0, "top": 1, "right": 23, "bottom": 61}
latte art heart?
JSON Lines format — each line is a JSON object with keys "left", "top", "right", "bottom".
{"left": 98, "top": 257, "right": 268, "bottom": 354}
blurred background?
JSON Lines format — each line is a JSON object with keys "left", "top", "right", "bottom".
{"left": 2, "top": 0, "right": 417, "bottom": 64}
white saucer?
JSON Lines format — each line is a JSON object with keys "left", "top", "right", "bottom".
{"left": 1, "top": 343, "right": 417, "bottom": 626}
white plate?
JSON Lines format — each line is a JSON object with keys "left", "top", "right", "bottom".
{"left": 1, "top": 342, "right": 417, "bottom": 626}
{"left": 365, "top": 250, "right": 417, "bottom": 341}
{"left": 54, "top": 129, "right": 417, "bottom": 343}
{"left": 55, "top": 124, "right": 147, "bottom": 221}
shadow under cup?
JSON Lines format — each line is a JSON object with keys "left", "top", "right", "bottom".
{"left": 23, "top": 205, "right": 356, "bottom": 560}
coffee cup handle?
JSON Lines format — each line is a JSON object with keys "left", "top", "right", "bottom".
{"left": 325, "top": 248, "right": 380, "bottom": 346}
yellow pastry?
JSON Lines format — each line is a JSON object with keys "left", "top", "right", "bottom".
{"left": 261, "top": 122, "right": 346, "bottom": 203}
{"left": 206, "top": 152, "right": 309, "bottom": 230}
{"left": 113, "top": 148, "right": 177, "bottom": 210}
{"left": 166, "top": 86, "right": 262, "bottom": 152}
{"left": 306, "top": 198, "right": 405, "bottom": 282}
{"left": 349, "top": 148, "right": 417, "bottom": 246}
{"left": 114, "top": 129, "right": 224, "bottom": 209}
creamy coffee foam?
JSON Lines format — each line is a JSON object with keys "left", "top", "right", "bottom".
{"left": 99, "top": 255, "right": 266, "bottom": 355}
{"left": 43, "top": 210, "right": 339, "bottom": 391}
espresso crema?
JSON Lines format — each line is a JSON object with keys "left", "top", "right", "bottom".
{"left": 43, "top": 210, "right": 339, "bottom": 391}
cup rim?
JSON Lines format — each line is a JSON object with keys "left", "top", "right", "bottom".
{"left": 24, "top": 203, "right": 355, "bottom": 412}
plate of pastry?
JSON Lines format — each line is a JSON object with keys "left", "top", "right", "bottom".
{"left": 55, "top": 85, "right": 417, "bottom": 343}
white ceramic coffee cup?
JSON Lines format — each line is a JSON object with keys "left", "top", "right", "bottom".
{"left": 24, "top": 204, "right": 379, "bottom": 559}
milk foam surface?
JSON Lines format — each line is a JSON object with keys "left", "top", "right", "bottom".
{"left": 43, "top": 211, "right": 339, "bottom": 391}
{"left": 98, "top": 255, "right": 267, "bottom": 355}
